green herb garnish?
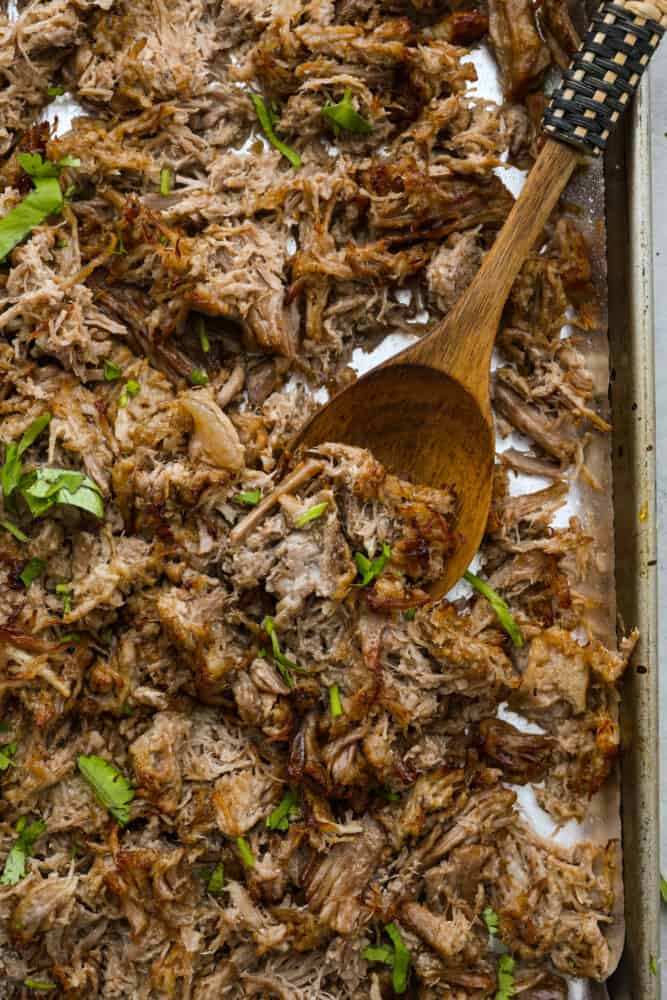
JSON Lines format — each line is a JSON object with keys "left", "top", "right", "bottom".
{"left": 236, "top": 836, "right": 255, "bottom": 867}
{"left": 661, "top": 873, "right": 667, "bottom": 904}
{"left": 266, "top": 790, "right": 298, "bottom": 832}
{"left": 354, "top": 542, "right": 391, "bottom": 587}
{"left": 381, "top": 786, "right": 401, "bottom": 803}
{"left": 495, "top": 953, "right": 516, "bottom": 999}
{"left": 250, "top": 94, "right": 301, "bottom": 169}
{"left": 77, "top": 755, "right": 134, "bottom": 826}
{"left": 19, "top": 557, "right": 45, "bottom": 588}
{"left": 189, "top": 368, "right": 209, "bottom": 387}
{"left": 329, "top": 684, "right": 343, "bottom": 718}
{"left": 0, "top": 519, "right": 28, "bottom": 542}
{"left": 206, "top": 861, "right": 225, "bottom": 895}
{"left": 234, "top": 488, "right": 261, "bottom": 506}
{"left": 0, "top": 817, "right": 46, "bottom": 885}
{"left": 55, "top": 582, "right": 71, "bottom": 616}
{"left": 0, "top": 156, "right": 79, "bottom": 262}
{"left": 196, "top": 315, "right": 210, "bottom": 353}
{"left": 19, "top": 468, "right": 104, "bottom": 519}
{"left": 463, "top": 570, "right": 523, "bottom": 647}
{"left": 362, "top": 923, "right": 411, "bottom": 994}
{"left": 23, "top": 980, "right": 56, "bottom": 992}
{"left": 47, "top": 86, "right": 66, "bottom": 97}
{"left": 118, "top": 379, "right": 140, "bottom": 408}
{"left": 295, "top": 501, "right": 328, "bottom": 528}
{"left": 405, "top": 607, "right": 416, "bottom": 621}
{"left": 322, "top": 88, "right": 373, "bottom": 134}
{"left": 261, "top": 616, "right": 305, "bottom": 688}
{"left": 0, "top": 742, "right": 17, "bottom": 772}
{"left": 2, "top": 413, "right": 51, "bottom": 498}
{"left": 159, "top": 167, "right": 171, "bottom": 195}
{"left": 482, "top": 906, "right": 499, "bottom": 936}
{"left": 104, "top": 359, "right": 123, "bottom": 381}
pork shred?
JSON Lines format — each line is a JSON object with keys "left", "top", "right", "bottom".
{"left": 0, "top": 0, "right": 629, "bottom": 996}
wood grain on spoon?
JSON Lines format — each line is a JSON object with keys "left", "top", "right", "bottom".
{"left": 293, "top": 139, "right": 580, "bottom": 598}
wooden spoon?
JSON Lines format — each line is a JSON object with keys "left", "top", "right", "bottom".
{"left": 293, "top": 0, "right": 665, "bottom": 598}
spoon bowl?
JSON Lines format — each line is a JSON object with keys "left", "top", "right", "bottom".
{"left": 298, "top": 363, "right": 495, "bottom": 597}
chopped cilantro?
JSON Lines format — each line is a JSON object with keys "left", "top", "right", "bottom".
{"left": 104, "top": 359, "right": 123, "bottom": 381}
{"left": 482, "top": 906, "right": 499, "bottom": 936}
{"left": 261, "top": 616, "right": 306, "bottom": 688}
{"left": 650, "top": 954, "right": 658, "bottom": 977}
{"left": 362, "top": 923, "right": 411, "bottom": 994}
{"left": 0, "top": 817, "right": 46, "bottom": 885}
{"left": 234, "top": 488, "right": 262, "bottom": 506}
{"left": 2, "top": 413, "right": 51, "bottom": 497}
{"left": 47, "top": 85, "right": 66, "bottom": 97}
{"left": 266, "top": 790, "right": 298, "bottom": 832}
{"left": 0, "top": 519, "right": 28, "bottom": 542}
{"left": 159, "top": 167, "right": 171, "bottom": 195}
{"left": 23, "top": 980, "right": 56, "bottom": 992}
{"left": 295, "top": 501, "right": 328, "bottom": 528}
{"left": 405, "top": 607, "right": 416, "bottom": 621}
{"left": 329, "top": 684, "right": 343, "bottom": 718}
{"left": 380, "top": 786, "right": 401, "bottom": 803}
{"left": 118, "top": 379, "right": 140, "bottom": 408}
{"left": 206, "top": 861, "right": 225, "bottom": 895}
{"left": 661, "top": 873, "right": 667, "bottom": 904}
{"left": 0, "top": 156, "right": 78, "bottom": 261}
{"left": 250, "top": 93, "right": 301, "bottom": 169}
{"left": 189, "top": 368, "right": 209, "bottom": 387}
{"left": 322, "top": 88, "right": 373, "bottom": 134}
{"left": 19, "top": 468, "right": 104, "bottom": 519}
{"left": 464, "top": 570, "right": 523, "bottom": 647}
{"left": 196, "top": 315, "right": 210, "bottom": 353}
{"left": 354, "top": 542, "right": 391, "bottom": 587}
{"left": 77, "top": 755, "right": 134, "bottom": 826}
{"left": 495, "top": 953, "right": 516, "bottom": 999}
{"left": 19, "top": 557, "right": 46, "bottom": 588}
{"left": 0, "top": 742, "right": 17, "bottom": 771}
{"left": 236, "top": 836, "right": 255, "bottom": 867}
{"left": 55, "top": 582, "right": 72, "bottom": 616}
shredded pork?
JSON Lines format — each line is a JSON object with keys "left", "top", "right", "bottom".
{"left": 0, "top": 0, "right": 632, "bottom": 997}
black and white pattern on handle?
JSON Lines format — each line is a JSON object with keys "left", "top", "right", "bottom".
{"left": 543, "top": 0, "right": 665, "bottom": 155}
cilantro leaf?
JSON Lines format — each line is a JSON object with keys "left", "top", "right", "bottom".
{"left": 23, "top": 981, "right": 56, "bottom": 992}
{"left": 0, "top": 742, "right": 17, "bottom": 771}
{"left": 159, "top": 167, "right": 171, "bottom": 195}
{"left": 661, "top": 873, "right": 667, "bottom": 904}
{"left": 405, "top": 607, "right": 416, "bottom": 621}
{"left": 250, "top": 94, "right": 301, "bottom": 169}
{"left": 118, "top": 379, "right": 140, "bottom": 408}
{"left": 0, "top": 519, "right": 29, "bottom": 542}
{"left": 77, "top": 755, "right": 134, "bottom": 826}
{"left": 360, "top": 944, "right": 394, "bottom": 965}
{"left": 0, "top": 817, "right": 46, "bottom": 885}
{"left": 1, "top": 414, "right": 51, "bottom": 499}
{"left": 55, "top": 583, "right": 72, "bottom": 617}
{"left": 329, "top": 683, "right": 343, "bottom": 718}
{"left": 261, "top": 616, "right": 306, "bottom": 688}
{"left": 362, "top": 924, "right": 411, "bottom": 994}
{"left": 0, "top": 177, "right": 64, "bottom": 262}
{"left": 104, "top": 359, "right": 123, "bottom": 381}
{"left": 196, "top": 315, "right": 210, "bottom": 353}
{"left": 464, "top": 570, "right": 523, "bottom": 647}
{"left": 236, "top": 835, "right": 255, "bottom": 867}
{"left": 354, "top": 541, "right": 391, "bottom": 587}
{"left": 234, "top": 488, "right": 261, "bottom": 506}
{"left": 189, "top": 368, "right": 208, "bottom": 387}
{"left": 19, "top": 468, "right": 104, "bottom": 519}
{"left": 47, "top": 85, "right": 66, "bottom": 97}
{"left": 266, "top": 790, "right": 298, "bottom": 832}
{"left": 17, "top": 153, "right": 79, "bottom": 179}
{"left": 295, "top": 501, "right": 328, "bottom": 528}
{"left": 206, "top": 861, "right": 225, "bottom": 895}
{"left": 495, "top": 953, "right": 516, "bottom": 999}
{"left": 482, "top": 906, "right": 499, "bottom": 936}
{"left": 20, "top": 557, "right": 45, "bottom": 588}
{"left": 322, "top": 89, "right": 373, "bottom": 134}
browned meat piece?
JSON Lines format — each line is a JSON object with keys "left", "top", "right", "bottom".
{"left": 305, "top": 818, "right": 385, "bottom": 933}
{"left": 401, "top": 902, "right": 470, "bottom": 958}
{"left": 493, "top": 382, "right": 578, "bottom": 462}
{"left": 487, "top": 0, "right": 551, "bottom": 98}
{"left": 479, "top": 718, "right": 554, "bottom": 783}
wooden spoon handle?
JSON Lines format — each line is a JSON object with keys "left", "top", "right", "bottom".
{"left": 544, "top": 0, "right": 665, "bottom": 156}
{"left": 404, "top": 138, "right": 578, "bottom": 403}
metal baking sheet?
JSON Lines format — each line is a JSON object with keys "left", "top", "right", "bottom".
{"left": 605, "top": 75, "right": 660, "bottom": 1000}
{"left": 25, "top": 11, "right": 659, "bottom": 999}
